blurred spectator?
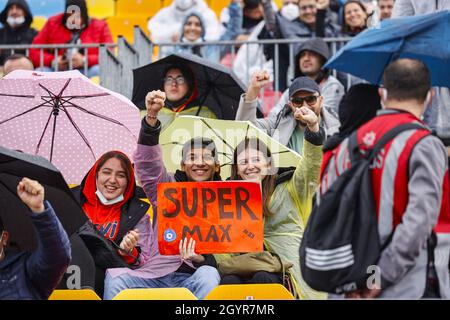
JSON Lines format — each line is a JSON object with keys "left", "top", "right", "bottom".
{"left": 148, "top": 0, "right": 220, "bottom": 57}
{"left": 260, "top": 0, "right": 340, "bottom": 91}
{"left": 341, "top": 0, "right": 368, "bottom": 36}
{"left": 3, "top": 53, "right": 34, "bottom": 75}
{"left": 392, "top": 1, "right": 450, "bottom": 145}
{"left": 29, "top": 0, "right": 113, "bottom": 78}
{"left": 379, "top": 0, "right": 395, "bottom": 20}
{"left": 176, "top": 6, "right": 242, "bottom": 62}
{"left": 0, "top": 178, "right": 71, "bottom": 300}
{"left": 0, "top": 0, "right": 37, "bottom": 65}
{"left": 392, "top": 0, "right": 450, "bottom": 17}
{"left": 323, "top": 83, "right": 381, "bottom": 152}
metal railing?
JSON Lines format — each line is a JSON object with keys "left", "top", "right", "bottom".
{"left": 0, "top": 29, "right": 353, "bottom": 105}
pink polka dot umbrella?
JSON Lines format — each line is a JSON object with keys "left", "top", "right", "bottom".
{"left": 0, "top": 70, "right": 141, "bottom": 185}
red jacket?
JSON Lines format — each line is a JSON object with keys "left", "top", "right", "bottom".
{"left": 29, "top": 13, "right": 113, "bottom": 68}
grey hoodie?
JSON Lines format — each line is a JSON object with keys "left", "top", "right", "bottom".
{"left": 392, "top": 0, "right": 450, "bottom": 17}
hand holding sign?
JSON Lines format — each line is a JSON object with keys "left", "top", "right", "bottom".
{"left": 158, "top": 181, "right": 263, "bottom": 255}
{"left": 179, "top": 238, "right": 204, "bottom": 263}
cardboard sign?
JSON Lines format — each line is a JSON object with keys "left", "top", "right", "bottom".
{"left": 157, "top": 181, "right": 263, "bottom": 255}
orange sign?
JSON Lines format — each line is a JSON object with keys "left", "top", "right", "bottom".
{"left": 157, "top": 181, "right": 263, "bottom": 255}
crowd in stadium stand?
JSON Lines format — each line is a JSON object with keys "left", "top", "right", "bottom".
{"left": 0, "top": 0, "right": 449, "bottom": 301}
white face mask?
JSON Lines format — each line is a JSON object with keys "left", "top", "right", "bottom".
{"left": 95, "top": 189, "right": 124, "bottom": 206}
{"left": 280, "top": 3, "right": 300, "bottom": 21}
{"left": 6, "top": 16, "right": 25, "bottom": 28}
{"left": 175, "top": 0, "right": 195, "bottom": 11}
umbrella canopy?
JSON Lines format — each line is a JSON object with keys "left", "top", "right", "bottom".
{"left": 0, "top": 70, "right": 141, "bottom": 185}
{"left": 0, "top": 146, "right": 87, "bottom": 251}
{"left": 132, "top": 52, "right": 256, "bottom": 120}
{"left": 325, "top": 11, "right": 450, "bottom": 86}
{"left": 159, "top": 116, "right": 301, "bottom": 179}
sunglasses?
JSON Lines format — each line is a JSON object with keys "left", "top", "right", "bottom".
{"left": 290, "top": 95, "right": 318, "bottom": 107}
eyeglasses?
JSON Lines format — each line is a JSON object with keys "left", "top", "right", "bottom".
{"left": 164, "top": 76, "right": 186, "bottom": 86}
{"left": 300, "top": 4, "right": 316, "bottom": 11}
{"left": 290, "top": 95, "right": 318, "bottom": 107}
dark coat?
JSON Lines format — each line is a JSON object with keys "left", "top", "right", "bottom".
{"left": 0, "top": 202, "right": 71, "bottom": 300}
{"left": 0, "top": 0, "right": 38, "bottom": 64}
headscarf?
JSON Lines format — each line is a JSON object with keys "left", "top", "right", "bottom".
{"left": 323, "top": 84, "right": 381, "bottom": 151}
{"left": 81, "top": 151, "right": 135, "bottom": 240}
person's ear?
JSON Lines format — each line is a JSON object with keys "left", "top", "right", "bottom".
{"left": 425, "top": 89, "right": 434, "bottom": 107}
{"left": 180, "top": 161, "right": 186, "bottom": 172}
{"left": 378, "top": 88, "right": 388, "bottom": 107}
{"left": 1, "top": 231, "right": 9, "bottom": 245}
{"left": 214, "top": 163, "right": 220, "bottom": 174}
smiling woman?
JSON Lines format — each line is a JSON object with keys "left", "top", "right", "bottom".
{"left": 70, "top": 150, "right": 152, "bottom": 296}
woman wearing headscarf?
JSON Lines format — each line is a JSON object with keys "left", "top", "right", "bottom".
{"left": 176, "top": 2, "right": 243, "bottom": 62}
{"left": 71, "top": 150, "right": 152, "bottom": 296}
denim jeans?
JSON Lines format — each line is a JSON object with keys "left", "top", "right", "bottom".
{"left": 36, "top": 65, "right": 100, "bottom": 78}
{"left": 103, "top": 265, "right": 220, "bottom": 300}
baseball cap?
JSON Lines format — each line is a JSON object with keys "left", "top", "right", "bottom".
{"left": 289, "top": 77, "right": 321, "bottom": 98}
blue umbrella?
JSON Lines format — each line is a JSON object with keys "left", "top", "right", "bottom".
{"left": 325, "top": 11, "right": 450, "bottom": 86}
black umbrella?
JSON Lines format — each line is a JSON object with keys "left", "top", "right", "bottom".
{"left": 0, "top": 146, "right": 87, "bottom": 251}
{"left": 132, "top": 52, "right": 263, "bottom": 120}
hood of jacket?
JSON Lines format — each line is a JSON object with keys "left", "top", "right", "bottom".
{"left": 180, "top": 11, "right": 206, "bottom": 42}
{"left": 0, "top": 0, "right": 33, "bottom": 29}
{"left": 294, "top": 38, "right": 331, "bottom": 81}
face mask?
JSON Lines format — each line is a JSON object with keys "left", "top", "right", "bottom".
{"left": 6, "top": 16, "right": 25, "bottom": 28}
{"left": 280, "top": 3, "right": 300, "bottom": 21}
{"left": 175, "top": 0, "right": 194, "bottom": 11}
{"left": 95, "top": 189, "right": 124, "bottom": 206}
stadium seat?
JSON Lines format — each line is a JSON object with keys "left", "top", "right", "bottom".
{"left": 116, "top": 0, "right": 162, "bottom": 19}
{"left": 106, "top": 16, "right": 149, "bottom": 42}
{"left": 31, "top": 15, "right": 47, "bottom": 31}
{"left": 205, "top": 284, "right": 295, "bottom": 300}
{"left": 87, "top": 0, "right": 115, "bottom": 19}
{"left": 207, "top": 0, "right": 229, "bottom": 17}
{"left": 28, "top": 0, "right": 65, "bottom": 18}
{"left": 112, "top": 288, "right": 198, "bottom": 300}
{"left": 49, "top": 289, "right": 102, "bottom": 300}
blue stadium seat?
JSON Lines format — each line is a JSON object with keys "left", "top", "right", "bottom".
{"left": 28, "top": 0, "right": 65, "bottom": 17}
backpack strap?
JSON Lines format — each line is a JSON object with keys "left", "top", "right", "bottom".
{"left": 348, "top": 122, "right": 430, "bottom": 163}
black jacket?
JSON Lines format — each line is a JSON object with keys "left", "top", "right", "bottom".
{"left": 0, "top": 0, "right": 38, "bottom": 64}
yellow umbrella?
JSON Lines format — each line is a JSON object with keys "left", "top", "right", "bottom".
{"left": 159, "top": 116, "right": 301, "bottom": 179}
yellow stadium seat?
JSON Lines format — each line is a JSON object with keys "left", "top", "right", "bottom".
{"left": 205, "top": 284, "right": 295, "bottom": 300}
{"left": 87, "top": 0, "right": 115, "bottom": 19}
{"left": 116, "top": 0, "right": 162, "bottom": 19}
{"left": 49, "top": 289, "right": 102, "bottom": 300}
{"left": 207, "top": 0, "right": 229, "bottom": 17}
{"left": 106, "top": 16, "right": 150, "bottom": 42}
{"left": 112, "top": 288, "right": 198, "bottom": 300}
{"left": 31, "top": 16, "right": 47, "bottom": 31}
